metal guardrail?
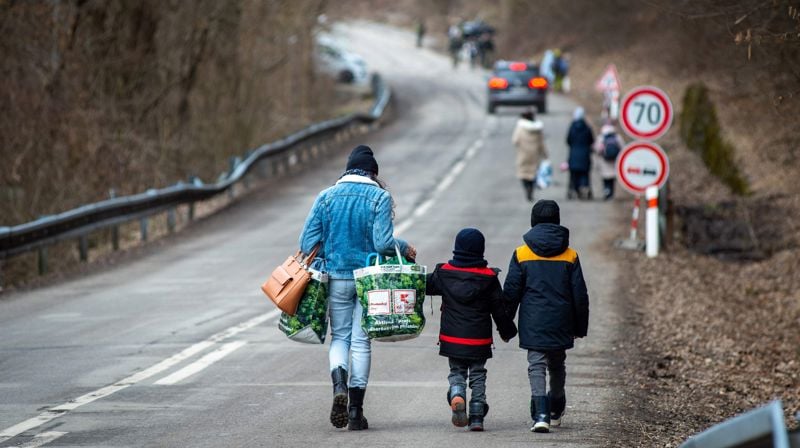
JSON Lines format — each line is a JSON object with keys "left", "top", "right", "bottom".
{"left": 0, "top": 74, "right": 391, "bottom": 264}
{"left": 680, "top": 401, "right": 799, "bottom": 448}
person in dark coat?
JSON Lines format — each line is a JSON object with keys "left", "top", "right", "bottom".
{"left": 566, "top": 107, "right": 595, "bottom": 200}
{"left": 426, "top": 228, "right": 517, "bottom": 432}
{"left": 503, "top": 200, "right": 589, "bottom": 433}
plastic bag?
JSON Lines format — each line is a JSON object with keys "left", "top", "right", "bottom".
{"left": 536, "top": 159, "right": 553, "bottom": 189}
{"left": 278, "top": 268, "right": 328, "bottom": 344}
{"left": 354, "top": 247, "right": 427, "bottom": 342}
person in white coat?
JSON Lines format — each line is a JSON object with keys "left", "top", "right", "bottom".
{"left": 512, "top": 110, "right": 549, "bottom": 202}
{"left": 593, "top": 124, "right": 623, "bottom": 200}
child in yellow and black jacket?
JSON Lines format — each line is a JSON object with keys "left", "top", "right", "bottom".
{"left": 503, "top": 200, "right": 589, "bottom": 433}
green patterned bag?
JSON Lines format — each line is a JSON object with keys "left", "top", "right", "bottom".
{"left": 278, "top": 269, "right": 328, "bottom": 344}
{"left": 354, "top": 247, "right": 427, "bottom": 342}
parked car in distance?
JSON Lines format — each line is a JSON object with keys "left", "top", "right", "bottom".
{"left": 487, "top": 60, "right": 548, "bottom": 114}
{"left": 315, "top": 35, "right": 368, "bottom": 85}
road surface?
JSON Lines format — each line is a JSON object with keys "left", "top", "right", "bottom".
{"left": 0, "top": 23, "right": 624, "bottom": 447}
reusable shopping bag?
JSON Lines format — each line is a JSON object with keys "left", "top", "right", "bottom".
{"left": 278, "top": 267, "right": 329, "bottom": 344}
{"left": 354, "top": 247, "right": 427, "bottom": 342}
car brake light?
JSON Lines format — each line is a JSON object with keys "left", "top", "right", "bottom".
{"left": 509, "top": 62, "right": 527, "bottom": 71}
{"left": 488, "top": 77, "right": 509, "bottom": 89}
{"left": 529, "top": 77, "right": 548, "bottom": 89}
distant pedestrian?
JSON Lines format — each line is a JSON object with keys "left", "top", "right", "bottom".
{"left": 448, "top": 24, "right": 463, "bottom": 68}
{"left": 552, "top": 49, "right": 567, "bottom": 92}
{"left": 512, "top": 110, "right": 548, "bottom": 202}
{"left": 594, "top": 124, "right": 623, "bottom": 200}
{"left": 503, "top": 200, "right": 590, "bottom": 433}
{"left": 416, "top": 19, "right": 426, "bottom": 48}
{"left": 566, "top": 107, "right": 595, "bottom": 200}
{"left": 299, "top": 145, "right": 417, "bottom": 431}
{"left": 426, "top": 228, "right": 517, "bottom": 431}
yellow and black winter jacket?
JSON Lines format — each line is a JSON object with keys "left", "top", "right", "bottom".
{"left": 503, "top": 224, "right": 589, "bottom": 351}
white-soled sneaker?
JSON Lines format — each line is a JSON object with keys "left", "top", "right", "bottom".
{"left": 530, "top": 420, "right": 550, "bottom": 433}
{"left": 550, "top": 409, "right": 564, "bottom": 427}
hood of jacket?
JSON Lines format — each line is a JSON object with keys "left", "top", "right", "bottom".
{"left": 517, "top": 118, "right": 544, "bottom": 132}
{"left": 436, "top": 264, "right": 498, "bottom": 304}
{"left": 523, "top": 223, "right": 570, "bottom": 257}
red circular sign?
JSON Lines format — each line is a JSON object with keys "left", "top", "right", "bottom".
{"left": 620, "top": 86, "right": 673, "bottom": 141}
{"left": 615, "top": 141, "right": 670, "bottom": 194}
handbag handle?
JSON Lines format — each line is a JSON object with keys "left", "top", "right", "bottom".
{"left": 299, "top": 243, "right": 321, "bottom": 268}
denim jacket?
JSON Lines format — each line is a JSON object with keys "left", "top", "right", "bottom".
{"left": 299, "top": 175, "right": 408, "bottom": 279}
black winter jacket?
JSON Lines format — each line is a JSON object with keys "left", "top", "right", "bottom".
{"left": 503, "top": 224, "right": 589, "bottom": 351}
{"left": 426, "top": 263, "right": 518, "bottom": 360}
{"left": 567, "top": 120, "right": 595, "bottom": 172}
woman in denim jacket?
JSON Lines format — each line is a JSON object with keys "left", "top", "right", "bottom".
{"left": 299, "top": 145, "right": 416, "bottom": 430}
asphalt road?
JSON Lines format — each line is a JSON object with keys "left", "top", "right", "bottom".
{"left": 0, "top": 23, "right": 623, "bottom": 447}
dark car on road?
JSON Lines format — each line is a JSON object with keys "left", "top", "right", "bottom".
{"left": 487, "top": 60, "right": 548, "bottom": 114}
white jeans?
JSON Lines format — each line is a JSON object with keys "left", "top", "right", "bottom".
{"left": 328, "top": 279, "right": 371, "bottom": 388}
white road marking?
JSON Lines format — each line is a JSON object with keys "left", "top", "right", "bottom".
{"left": 9, "top": 431, "right": 67, "bottom": 448}
{"left": 394, "top": 137, "right": 484, "bottom": 235}
{"left": 0, "top": 310, "right": 279, "bottom": 444}
{"left": 155, "top": 341, "right": 247, "bottom": 385}
{"left": 231, "top": 380, "right": 446, "bottom": 388}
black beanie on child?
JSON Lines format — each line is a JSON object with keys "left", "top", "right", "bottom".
{"left": 531, "top": 200, "right": 560, "bottom": 227}
{"left": 449, "top": 228, "right": 488, "bottom": 268}
{"left": 346, "top": 145, "right": 379, "bottom": 174}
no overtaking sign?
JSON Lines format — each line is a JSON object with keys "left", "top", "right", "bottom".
{"left": 616, "top": 141, "right": 670, "bottom": 195}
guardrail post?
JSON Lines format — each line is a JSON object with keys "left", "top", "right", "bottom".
{"left": 38, "top": 247, "right": 48, "bottom": 275}
{"left": 78, "top": 235, "right": 89, "bottom": 262}
{"left": 228, "top": 157, "right": 240, "bottom": 199}
{"left": 109, "top": 189, "right": 120, "bottom": 251}
{"left": 140, "top": 218, "right": 148, "bottom": 242}
{"left": 167, "top": 208, "right": 176, "bottom": 234}
{"left": 188, "top": 176, "right": 198, "bottom": 221}
{"left": 243, "top": 151, "right": 252, "bottom": 189}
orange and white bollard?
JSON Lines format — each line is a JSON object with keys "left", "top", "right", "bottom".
{"left": 646, "top": 186, "right": 659, "bottom": 258}
{"left": 630, "top": 196, "right": 641, "bottom": 240}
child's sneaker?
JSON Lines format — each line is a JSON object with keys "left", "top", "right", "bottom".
{"left": 530, "top": 396, "right": 550, "bottom": 433}
{"left": 549, "top": 392, "right": 566, "bottom": 427}
{"left": 448, "top": 386, "right": 468, "bottom": 427}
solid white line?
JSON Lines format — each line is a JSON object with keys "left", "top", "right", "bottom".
{"left": 9, "top": 431, "right": 67, "bottom": 448}
{"left": 0, "top": 310, "right": 279, "bottom": 443}
{"left": 155, "top": 341, "right": 247, "bottom": 385}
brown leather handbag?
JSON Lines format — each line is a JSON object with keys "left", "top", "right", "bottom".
{"left": 261, "top": 245, "right": 320, "bottom": 315}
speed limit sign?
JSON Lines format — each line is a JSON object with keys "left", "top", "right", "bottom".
{"left": 620, "top": 86, "right": 673, "bottom": 141}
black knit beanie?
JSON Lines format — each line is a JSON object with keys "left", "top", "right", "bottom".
{"left": 531, "top": 200, "right": 560, "bottom": 227}
{"left": 346, "top": 145, "right": 379, "bottom": 175}
{"left": 449, "top": 228, "right": 488, "bottom": 268}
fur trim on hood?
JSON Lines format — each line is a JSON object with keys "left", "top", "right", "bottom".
{"left": 517, "top": 118, "right": 544, "bottom": 132}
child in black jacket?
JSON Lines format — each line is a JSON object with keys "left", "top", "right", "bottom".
{"left": 426, "top": 228, "right": 518, "bottom": 431}
{"left": 503, "top": 200, "right": 590, "bottom": 433}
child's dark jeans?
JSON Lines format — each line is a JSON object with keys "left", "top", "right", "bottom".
{"left": 448, "top": 357, "right": 487, "bottom": 404}
{"left": 527, "top": 349, "right": 566, "bottom": 399}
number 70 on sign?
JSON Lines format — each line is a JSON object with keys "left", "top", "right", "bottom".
{"left": 620, "top": 86, "right": 673, "bottom": 141}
